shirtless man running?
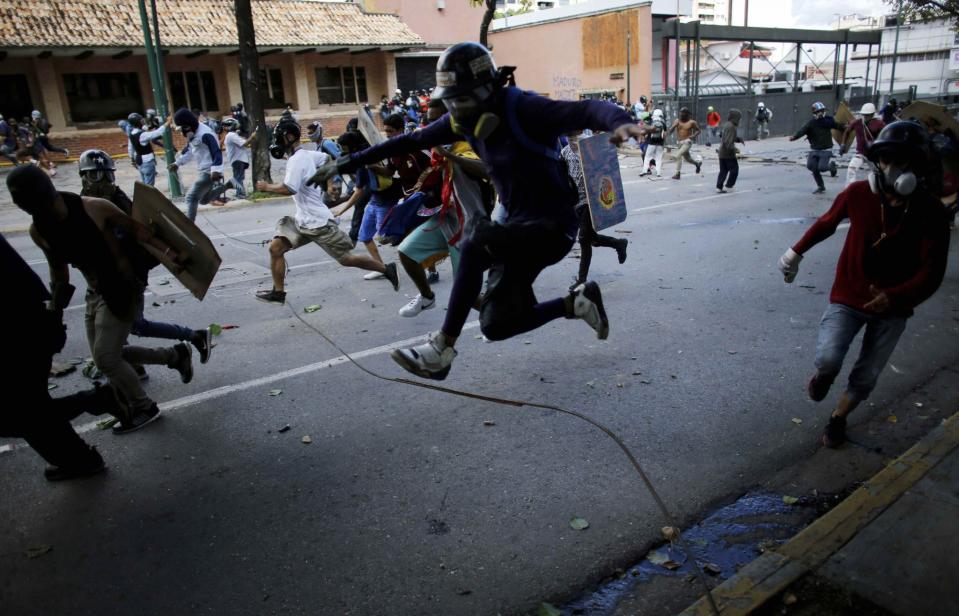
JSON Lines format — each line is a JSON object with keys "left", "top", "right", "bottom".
{"left": 667, "top": 106, "right": 702, "bottom": 180}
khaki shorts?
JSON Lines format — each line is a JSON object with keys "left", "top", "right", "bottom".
{"left": 275, "top": 217, "right": 353, "bottom": 261}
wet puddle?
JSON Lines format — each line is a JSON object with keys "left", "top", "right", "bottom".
{"left": 560, "top": 491, "right": 819, "bottom": 616}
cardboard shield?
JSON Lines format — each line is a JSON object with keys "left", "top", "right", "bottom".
{"left": 578, "top": 133, "right": 627, "bottom": 231}
{"left": 899, "top": 100, "right": 959, "bottom": 176}
{"left": 132, "top": 181, "right": 222, "bottom": 300}
{"left": 833, "top": 102, "right": 854, "bottom": 149}
{"left": 357, "top": 107, "right": 386, "bottom": 147}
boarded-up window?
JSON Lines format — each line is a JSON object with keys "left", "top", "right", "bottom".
{"left": 582, "top": 9, "right": 640, "bottom": 70}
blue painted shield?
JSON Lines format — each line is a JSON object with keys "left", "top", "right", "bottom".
{"left": 578, "top": 134, "right": 627, "bottom": 231}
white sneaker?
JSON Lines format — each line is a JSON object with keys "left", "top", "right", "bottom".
{"left": 363, "top": 271, "right": 385, "bottom": 280}
{"left": 399, "top": 294, "right": 436, "bottom": 317}
{"left": 390, "top": 332, "right": 457, "bottom": 380}
{"left": 571, "top": 282, "right": 609, "bottom": 340}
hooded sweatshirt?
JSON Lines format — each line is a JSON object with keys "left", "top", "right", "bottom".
{"left": 719, "top": 109, "right": 741, "bottom": 159}
{"left": 173, "top": 108, "right": 223, "bottom": 174}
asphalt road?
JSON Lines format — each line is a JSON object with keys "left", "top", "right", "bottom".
{"left": 2, "top": 141, "right": 957, "bottom": 615}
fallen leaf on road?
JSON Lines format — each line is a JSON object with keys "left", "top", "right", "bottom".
{"left": 24, "top": 545, "right": 52, "bottom": 559}
{"left": 640, "top": 379, "right": 652, "bottom": 384}
{"left": 157, "top": 280, "right": 170, "bottom": 286}
{"left": 791, "top": 418, "right": 803, "bottom": 425}
{"left": 569, "top": 517, "right": 589, "bottom": 531}
{"left": 663, "top": 560, "right": 682, "bottom": 570}
{"left": 456, "top": 589, "right": 472, "bottom": 596}
{"left": 278, "top": 425, "right": 291, "bottom": 433}
{"left": 268, "top": 389, "right": 282, "bottom": 397}
{"left": 96, "top": 418, "right": 118, "bottom": 430}
{"left": 727, "top": 350, "right": 738, "bottom": 355}
{"left": 301, "top": 435, "right": 312, "bottom": 444}
{"left": 538, "top": 603, "right": 562, "bottom": 616}
{"left": 782, "top": 495, "right": 799, "bottom": 505}
{"left": 586, "top": 380, "right": 596, "bottom": 388}
{"left": 632, "top": 371, "right": 643, "bottom": 376}
{"left": 47, "top": 382, "right": 58, "bottom": 390}
{"left": 887, "top": 415, "right": 898, "bottom": 424}
{"left": 483, "top": 420, "right": 496, "bottom": 427}
{"left": 661, "top": 526, "right": 680, "bottom": 540}
{"left": 304, "top": 304, "right": 322, "bottom": 313}
{"left": 209, "top": 323, "right": 223, "bottom": 336}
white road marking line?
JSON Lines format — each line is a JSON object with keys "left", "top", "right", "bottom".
{"left": 632, "top": 190, "right": 755, "bottom": 213}
{"left": 0, "top": 321, "right": 482, "bottom": 455}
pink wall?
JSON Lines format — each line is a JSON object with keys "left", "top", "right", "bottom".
{"left": 488, "top": 6, "right": 652, "bottom": 103}
{"left": 364, "top": 0, "right": 483, "bottom": 46}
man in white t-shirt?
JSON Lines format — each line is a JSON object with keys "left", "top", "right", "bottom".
{"left": 253, "top": 118, "right": 400, "bottom": 304}
{"left": 221, "top": 117, "right": 255, "bottom": 198}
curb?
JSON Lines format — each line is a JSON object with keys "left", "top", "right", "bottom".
{"left": 678, "top": 411, "right": 959, "bottom": 616}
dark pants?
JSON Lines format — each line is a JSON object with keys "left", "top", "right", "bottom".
{"left": 577, "top": 206, "right": 622, "bottom": 283}
{"left": 717, "top": 157, "right": 739, "bottom": 189}
{"left": 38, "top": 135, "right": 68, "bottom": 155}
{"left": 0, "top": 351, "right": 102, "bottom": 469}
{"left": 807, "top": 150, "right": 833, "bottom": 189}
{"left": 442, "top": 220, "right": 574, "bottom": 341}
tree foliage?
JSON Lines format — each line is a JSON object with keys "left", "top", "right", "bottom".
{"left": 888, "top": 0, "right": 959, "bottom": 24}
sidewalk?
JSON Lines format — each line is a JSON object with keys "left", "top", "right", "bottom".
{"left": 679, "top": 410, "right": 959, "bottom": 616}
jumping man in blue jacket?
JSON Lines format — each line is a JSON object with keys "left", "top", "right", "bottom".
{"left": 309, "top": 43, "right": 645, "bottom": 380}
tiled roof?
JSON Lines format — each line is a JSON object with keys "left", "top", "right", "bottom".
{"left": 0, "top": 0, "right": 423, "bottom": 48}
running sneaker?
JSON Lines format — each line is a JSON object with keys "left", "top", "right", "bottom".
{"left": 821, "top": 415, "right": 847, "bottom": 448}
{"left": 383, "top": 262, "right": 400, "bottom": 291}
{"left": 363, "top": 271, "right": 385, "bottom": 280}
{"left": 672, "top": 173, "right": 681, "bottom": 180}
{"left": 570, "top": 281, "right": 609, "bottom": 340}
{"left": 813, "top": 186, "right": 826, "bottom": 194}
{"left": 390, "top": 332, "right": 457, "bottom": 380}
{"left": 113, "top": 403, "right": 162, "bottom": 435}
{"left": 192, "top": 327, "right": 213, "bottom": 364}
{"left": 255, "top": 288, "right": 286, "bottom": 304}
{"left": 615, "top": 239, "right": 628, "bottom": 264}
{"left": 399, "top": 294, "right": 436, "bottom": 317}
{"left": 44, "top": 448, "right": 105, "bottom": 481}
{"left": 171, "top": 343, "right": 193, "bottom": 384}
{"left": 695, "top": 161, "right": 702, "bottom": 174}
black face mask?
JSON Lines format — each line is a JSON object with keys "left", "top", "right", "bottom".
{"left": 81, "top": 174, "right": 117, "bottom": 199}
{"left": 270, "top": 126, "right": 290, "bottom": 160}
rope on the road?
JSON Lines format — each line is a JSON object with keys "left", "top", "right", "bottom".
{"left": 198, "top": 211, "right": 271, "bottom": 247}
{"left": 285, "top": 299, "right": 721, "bottom": 616}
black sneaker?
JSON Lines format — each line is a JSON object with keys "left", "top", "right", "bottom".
{"left": 133, "top": 365, "right": 149, "bottom": 382}
{"left": 615, "top": 239, "right": 628, "bottom": 264}
{"left": 695, "top": 161, "right": 702, "bottom": 174}
{"left": 383, "top": 262, "right": 400, "bottom": 291}
{"left": 255, "top": 288, "right": 286, "bottom": 304}
{"left": 807, "top": 372, "right": 835, "bottom": 402}
{"left": 171, "top": 343, "right": 193, "bottom": 384}
{"left": 813, "top": 186, "right": 826, "bottom": 194}
{"left": 44, "top": 449, "right": 106, "bottom": 481}
{"left": 191, "top": 327, "right": 213, "bottom": 364}
{"left": 822, "top": 415, "right": 847, "bottom": 448}
{"left": 829, "top": 161, "right": 838, "bottom": 177}
{"left": 113, "top": 403, "right": 162, "bottom": 435}
{"left": 570, "top": 281, "right": 609, "bottom": 340}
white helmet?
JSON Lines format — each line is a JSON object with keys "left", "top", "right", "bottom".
{"left": 758, "top": 102, "right": 765, "bottom": 108}
{"left": 860, "top": 102, "right": 876, "bottom": 116}
{"left": 652, "top": 108, "right": 664, "bottom": 119}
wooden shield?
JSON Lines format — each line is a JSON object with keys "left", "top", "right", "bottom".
{"left": 357, "top": 107, "right": 386, "bottom": 147}
{"left": 899, "top": 100, "right": 959, "bottom": 176}
{"left": 132, "top": 181, "right": 222, "bottom": 300}
{"left": 833, "top": 102, "right": 855, "bottom": 149}
{"left": 578, "top": 134, "right": 627, "bottom": 232}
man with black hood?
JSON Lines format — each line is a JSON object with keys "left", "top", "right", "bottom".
{"left": 168, "top": 108, "right": 225, "bottom": 220}
{"left": 717, "top": 108, "right": 743, "bottom": 193}
{"left": 308, "top": 42, "right": 645, "bottom": 380}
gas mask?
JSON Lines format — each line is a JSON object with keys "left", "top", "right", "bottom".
{"left": 179, "top": 126, "right": 195, "bottom": 140}
{"left": 269, "top": 124, "right": 291, "bottom": 160}
{"left": 445, "top": 84, "right": 499, "bottom": 141}
{"left": 869, "top": 162, "right": 917, "bottom": 197}
{"left": 81, "top": 171, "right": 118, "bottom": 199}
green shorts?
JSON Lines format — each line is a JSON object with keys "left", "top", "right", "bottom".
{"left": 397, "top": 218, "right": 460, "bottom": 272}
{"left": 275, "top": 217, "right": 353, "bottom": 261}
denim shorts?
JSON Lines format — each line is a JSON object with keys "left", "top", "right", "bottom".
{"left": 358, "top": 203, "right": 391, "bottom": 243}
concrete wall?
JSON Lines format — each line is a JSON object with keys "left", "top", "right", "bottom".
{"left": 364, "top": 0, "right": 483, "bottom": 45}
{"left": 488, "top": 5, "right": 652, "bottom": 103}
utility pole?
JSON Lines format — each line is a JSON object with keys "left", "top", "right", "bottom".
{"left": 136, "top": 0, "right": 181, "bottom": 197}
{"left": 626, "top": 30, "right": 631, "bottom": 105}
{"left": 889, "top": 0, "right": 902, "bottom": 96}
{"left": 235, "top": 0, "right": 272, "bottom": 184}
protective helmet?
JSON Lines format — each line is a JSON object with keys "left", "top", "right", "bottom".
{"left": 758, "top": 102, "right": 765, "bottom": 108}
{"left": 145, "top": 108, "right": 157, "bottom": 118}
{"left": 78, "top": 149, "right": 116, "bottom": 184}
{"left": 127, "top": 112, "right": 144, "bottom": 128}
{"left": 811, "top": 102, "right": 827, "bottom": 113}
{"left": 221, "top": 117, "right": 239, "bottom": 132}
{"left": 432, "top": 42, "right": 498, "bottom": 100}
{"left": 866, "top": 121, "right": 930, "bottom": 168}
{"left": 640, "top": 95, "right": 648, "bottom": 104}
{"left": 173, "top": 107, "right": 199, "bottom": 134}
{"left": 31, "top": 110, "right": 42, "bottom": 120}
{"left": 707, "top": 106, "right": 714, "bottom": 112}
{"left": 652, "top": 109, "right": 664, "bottom": 119}
{"left": 269, "top": 118, "right": 301, "bottom": 159}
{"left": 860, "top": 102, "right": 876, "bottom": 116}
{"left": 306, "top": 121, "right": 323, "bottom": 141}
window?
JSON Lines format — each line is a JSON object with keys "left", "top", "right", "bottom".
{"left": 168, "top": 71, "right": 219, "bottom": 112}
{"left": 314, "top": 67, "right": 369, "bottom": 105}
{"left": 259, "top": 68, "right": 286, "bottom": 108}
{"left": 879, "top": 50, "right": 948, "bottom": 64}
{"left": 62, "top": 72, "right": 143, "bottom": 123}
{"left": 0, "top": 74, "right": 34, "bottom": 121}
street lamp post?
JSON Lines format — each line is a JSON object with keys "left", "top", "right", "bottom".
{"left": 889, "top": 0, "right": 902, "bottom": 96}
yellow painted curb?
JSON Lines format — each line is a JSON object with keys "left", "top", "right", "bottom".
{"left": 679, "top": 412, "right": 959, "bottom": 616}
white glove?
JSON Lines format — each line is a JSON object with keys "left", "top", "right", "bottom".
{"left": 779, "top": 248, "right": 802, "bottom": 283}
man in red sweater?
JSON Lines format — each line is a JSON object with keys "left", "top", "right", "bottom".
{"left": 779, "top": 121, "right": 950, "bottom": 448}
